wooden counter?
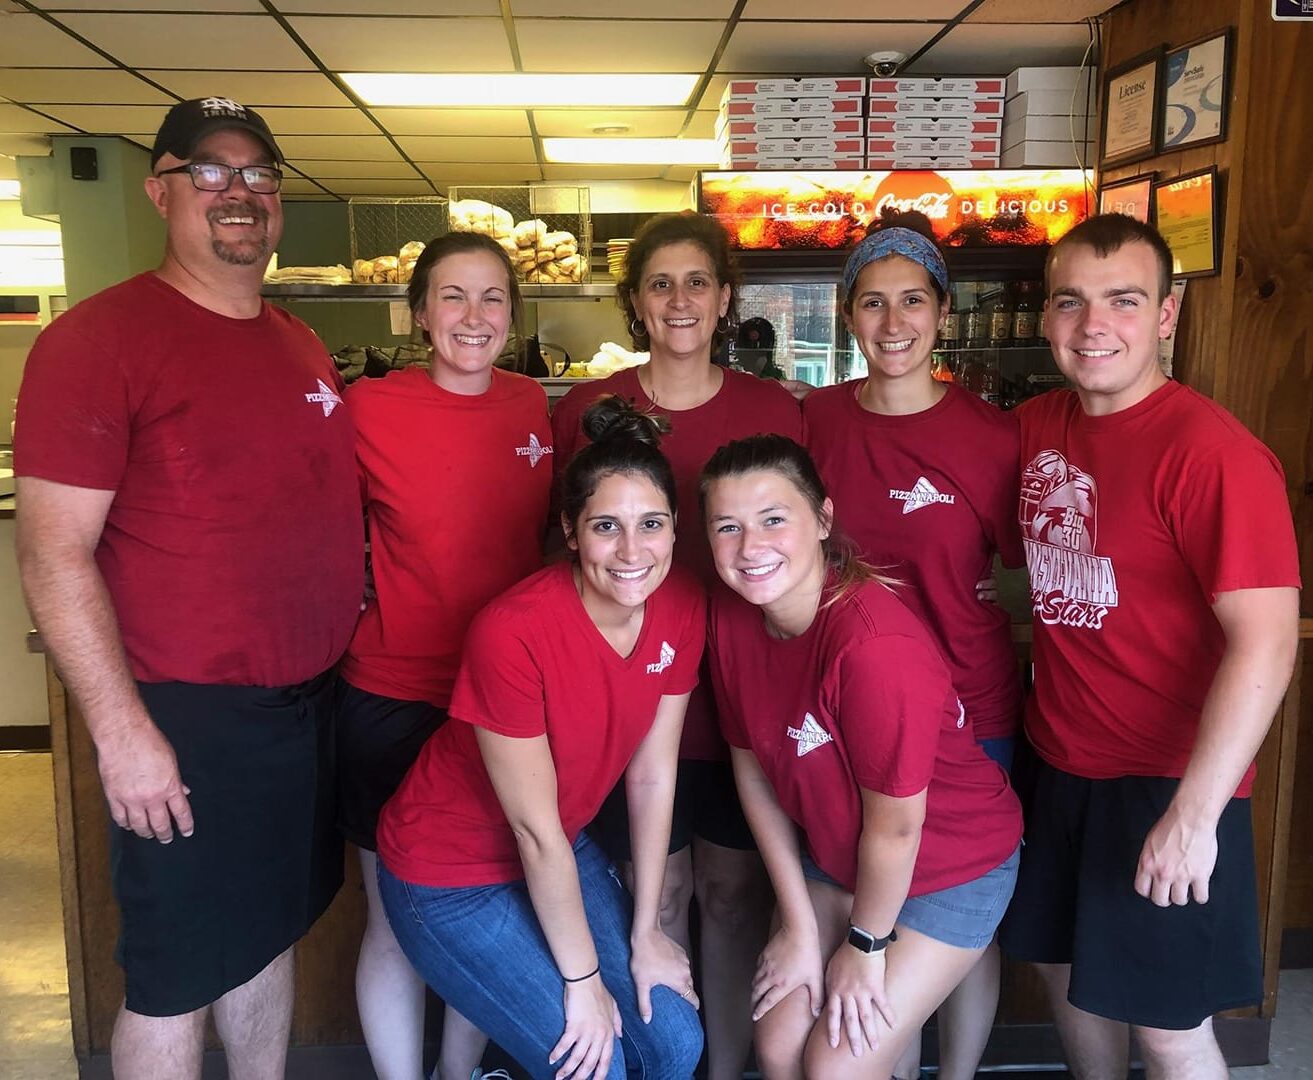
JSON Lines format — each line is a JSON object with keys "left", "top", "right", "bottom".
{"left": 45, "top": 623, "right": 1311, "bottom": 1070}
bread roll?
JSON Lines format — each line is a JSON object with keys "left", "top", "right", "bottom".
{"left": 449, "top": 199, "right": 514, "bottom": 238}
{"left": 399, "top": 240, "right": 425, "bottom": 260}
{"left": 514, "top": 219, "right": 549, "bottom": 247}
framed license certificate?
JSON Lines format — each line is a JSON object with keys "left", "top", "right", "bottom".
{"left": 1160, "top": 31, "right": 1232, "bottom": 151}
{"left": 1101, "top": 48, "right": 1162, "bottom": 167}
{"left": 1152, "top": 167, "right": 1220, "bottom": 278}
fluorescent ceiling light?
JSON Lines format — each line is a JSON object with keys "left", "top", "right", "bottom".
{"left": 343, "top": 73, "right": 698, "bottom": 108}
{"left": 0, "top": 180, "right": 21, "bottom": 200}
{"left": 544, "top": 138, "right": 720, "bottom": 165}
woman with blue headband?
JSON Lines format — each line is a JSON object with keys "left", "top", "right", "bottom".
{"left": 799, "top": 211, "right": 1026, "bottom": 1080}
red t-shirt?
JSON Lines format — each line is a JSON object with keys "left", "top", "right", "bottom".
{"left": 340, "top": 366, "right": 553, "bottom": 706}
{"left": 710, "top": 579, "right": 1021, "bottom": 896}
{"left": 13, "top": 273, "right": 363, "bottom": 687}
{"left": 551, "top": 367, "right": 802, "bottom": 758}
{"left": 803, "top": 382, "right": 1024, "bottom": 740}
{"left": 377, "top": 561, "right": 707, "bottom": 887}
{"left": 1016, "top": 382, "right": 1301, "bottom": 793}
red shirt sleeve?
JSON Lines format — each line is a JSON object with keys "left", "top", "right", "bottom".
{"left": 1171, "top": 442, "right": 1302, "bottom": 601}
{"left": 449, "top": 605, "right": 546, "bottom": 738}
{"left": 836, "top": 634, "right": 952, "bottom": 797}
{"left": 14, "top": 317, "right": 130, "bottom": 491}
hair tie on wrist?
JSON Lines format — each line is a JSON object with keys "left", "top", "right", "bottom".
{"left": 563, "top": 964, "right": 600, "bottom": 984}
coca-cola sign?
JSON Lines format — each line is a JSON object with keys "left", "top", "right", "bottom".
{"left": 697, "top": 169, "right": 1092, "bottom": 250}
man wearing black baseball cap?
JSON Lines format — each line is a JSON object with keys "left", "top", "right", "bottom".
{"left": 14, "top": 99, "right": 362, "bottom": 1078}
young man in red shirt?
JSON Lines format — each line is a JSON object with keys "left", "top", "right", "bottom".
{"left": 14, "top": 100, "right": 362, "bottom": 1079}
{"left": 1000, "top": 214, "right": 1301, "bottom": 1079}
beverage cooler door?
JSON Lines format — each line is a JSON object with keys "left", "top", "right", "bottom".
{"left": 737, "top": 281, "right": 860, "bottom": 388}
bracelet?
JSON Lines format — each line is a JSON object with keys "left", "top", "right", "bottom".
{"left": 562, "top": 964, "right": 600, "bottom": 984}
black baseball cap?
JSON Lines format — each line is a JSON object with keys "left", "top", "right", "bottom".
{"left": 151, "top": 97, "right": 283, "bottom": 167}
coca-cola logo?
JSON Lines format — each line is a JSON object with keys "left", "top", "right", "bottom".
{"left": 855, "top": 171, "right": 961, "bottom": 235}
{"left": 873, "top": 191, "right": 954, "bottom": 219}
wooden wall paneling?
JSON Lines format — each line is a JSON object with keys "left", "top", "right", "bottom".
{"left": 1284, "top": 650, "right": 1313, "bottom": 926}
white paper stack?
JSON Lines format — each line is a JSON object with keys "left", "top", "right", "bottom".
{"left": 865, "top": 76, "right": 1004, "bottom": 169}
{"left": 717, "top": 78, "right": 867, "bottom": 170}
{"left": 1001, "top": 67, "right": 1098, "bottom": 167}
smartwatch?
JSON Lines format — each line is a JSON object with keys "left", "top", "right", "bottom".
{"left": 847, "top": 924, "right": 897, "bottom": 954}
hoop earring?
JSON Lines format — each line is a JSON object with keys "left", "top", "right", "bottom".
{"left": 630, "top": 318, "right": 648, "bottom": 338}
{"left": 716, "top": 314, "right": 735, "bottom": 334}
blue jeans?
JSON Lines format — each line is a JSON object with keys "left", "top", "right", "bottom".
{"left": 379, "top": 832, "right": 703, "bottom": 1080}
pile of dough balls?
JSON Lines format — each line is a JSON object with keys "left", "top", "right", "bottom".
{"left": 449, "top": 199, "right": 584, "bottom": 284}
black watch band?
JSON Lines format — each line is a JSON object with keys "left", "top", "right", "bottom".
{"left": 847, "top": 924, "right": 897, "bottom": 954}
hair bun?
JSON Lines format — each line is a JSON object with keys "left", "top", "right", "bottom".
{"left": 581, "top": 394, "right": 669, "bottom": 448}
{"left": 869, "top": 207, "right": 937, "bottom": 243}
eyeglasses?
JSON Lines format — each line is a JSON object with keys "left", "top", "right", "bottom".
{"left": 155, "top": 161, "right": 283, "bottom": 194}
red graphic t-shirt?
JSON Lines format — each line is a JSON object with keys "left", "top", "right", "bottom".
{"left": 552, "top": 366, "right": 802, "bottom": 759}
{"left": 709, "top": 578, "right": 1021, "bottom": 896}
{"left": 341, "top": 366, "right": 553, "bottom": 706}
{"left": 1016, "top": 383, "right": 1301, "bottom": 793}
{"left": 377, "top": 561, "right": 707, "bottom": 887}
{"left": 804, "top": 381, "right": 1024, "bottom": 740}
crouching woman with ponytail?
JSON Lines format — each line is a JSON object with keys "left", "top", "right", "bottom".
{"left": 700, "top": 435, "right": 1022, "bottom": 1079}
{"left": 376, "top": 396, "right": 705, "bottom": 1080}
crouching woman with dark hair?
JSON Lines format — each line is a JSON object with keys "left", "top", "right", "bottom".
{"left": 376, "top": 396, "right": 705, "bottom": 1080}
{"left": 699, "top": 435, "right": 1022, "bottom": 1079}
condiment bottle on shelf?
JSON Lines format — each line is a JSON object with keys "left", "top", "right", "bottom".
{"left": 987, "top": 286, "right": 1012, "bottom": 350}
{"left": 1012, "top": 281, "right": 1040, "bottom": 346}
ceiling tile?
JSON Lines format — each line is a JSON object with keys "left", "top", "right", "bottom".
{"left": 512, "top": 0, "right": 736, "bottom": 14}
{"left": 316, "top": 178, "right": 438, "bottom": 196}
{"left": 720, "top": 22, "right": 940, "bottom": 71}
{"left": 0, "top": 103, "right": 79, "bottom": 134}
{"left": 397, "top": 135, "right": 539, "bottom": 163}
{"left": 279, "top": 0, "right": 496, "bottom": 11}
{"left": 371, "top": 108, "right": 531, "bottom": 137}
{"left": 143, "top": 71, "right": 352, "bottom": 107}
{"left": 967, "top": 0, "right": 1114, "bottom": 21}
{"left": 288, "top": 16, "right": 514, "bottom": 72}
{"left": 287, "top": 158, "right": 420, "bottom": 179}
{"left": 663, "top": 164, "right": 703, "bottom": 182}
{"left": 685, "top": 112, "right": 717, "bottom": 138}
{"left": 55, "top": 13, "right": 315, "bottom": 70}
{"left": 531, "top": 109, "right": 690, "bottom": 138}
{"left": 912, "top": 22, "right": 1095, "bottom": 72}
{"left": 275, "top": 134, "right": 403, "bottom": 161}
{"left": 0, "top": 13, "right": 114, "bottom": 67}
{"left": 0, "top": 133, "right": 55, "bottom": 156}
{"left": 279, "top": 176, "right": 335, "bottom": 195}
{"left": 695, "top": 75, "right": 729, "bottom": 110}
{"left": 517, "top": 20, "right": 722, "bottom": 73}
{"left": 542, "top": 164, "right": 666, "bottom": 180}
{"left": 0, "top": 69, "right": 173, "bottom": 105}
{"left": 244, "top": 106, "right": 376, "bottom": 135}
{"left": 742, "top": 0, "right": 966, "bottom": 17}
{"left": 34, "top": 104, "right": 169, "bottom": 134}
{"left": 416, "top": 162, "right": 544, "bottom": 184}
{"left": 38, "top": 0, "right": 262, "bottom": 9}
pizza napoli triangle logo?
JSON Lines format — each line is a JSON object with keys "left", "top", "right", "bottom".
{"left": 646, "top": 640, "right": 675, "bottom": 675}
{"left": 787, "top": 712, "right": 833, "bottom": 757}
{"left": 889, "top": 476, "right": 956, "bottom": 514}
{"left": 515, "top": 432, "right": 553, "bottom": 468}
{"left": 304, "top": 378, "right": 342, "bottom": 417}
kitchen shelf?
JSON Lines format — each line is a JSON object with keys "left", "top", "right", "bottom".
{"left": 261, "top": 282, "right": 616, "bottom": 302}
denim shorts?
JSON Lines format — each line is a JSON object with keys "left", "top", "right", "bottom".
{"left": 979, "top": 735, "right": 1016, "bottom": 774}
{"left": 801, "top": 844, "right": 1020, "bottom": 951}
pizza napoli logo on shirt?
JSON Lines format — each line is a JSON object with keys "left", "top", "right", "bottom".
{"left": 514, "top": 432, "right": 553, "bottom": 468}
{"left": 304, "top": 378, "right": 342, "bottom": 417}
{"left": 1019, "top": 448, "right": 1119, "bottom": 631}
{"left": 787, "top": 713, "right": 833, "bottom": 757}
{"left": 646, "top": 640, "right": 675, "bottom": 675}
{"left": 889, "top": 476, "right": 956, "bottom": 514}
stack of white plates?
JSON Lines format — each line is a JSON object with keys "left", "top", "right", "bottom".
{"left": 606, "top": 239, "right": 632, "bottom": 280}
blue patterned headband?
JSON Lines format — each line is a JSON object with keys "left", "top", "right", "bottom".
{"left": 842, "top": 227, "right": 950, "bottom": 299}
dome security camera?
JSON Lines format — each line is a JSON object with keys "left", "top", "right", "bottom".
{"left": 864, "top": 50, "right": 908, "bottom": 78}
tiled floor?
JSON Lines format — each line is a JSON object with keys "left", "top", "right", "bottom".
{"left": 2, "top": 749, "right": 1310, "bottom": 1079}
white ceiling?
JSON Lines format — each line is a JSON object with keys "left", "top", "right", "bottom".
{"left": 0, "top": 0, "right": 1113, "bottom": 198}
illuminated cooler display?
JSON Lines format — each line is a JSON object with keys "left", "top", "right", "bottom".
{"left": 697, "top": 169, "right": 1092, "bottom": 250}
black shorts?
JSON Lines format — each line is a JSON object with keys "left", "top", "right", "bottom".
{"left": 111, "top": 672, "right": 342, "bottom": 1017}
{"left": 998, "top": 752, "right": 1262, "bottom": 1030}
{"left": 588, "top": 757, "right": 756, "bottom": 863}
{"left": 334, "top": 679, "right": 447, "bottom": 851}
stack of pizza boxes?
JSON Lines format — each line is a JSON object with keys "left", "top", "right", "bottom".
{"left": 1001, "top": 67, "right": 1097, "bottom": 167}
{"left": 866, "top": 76, "right": 1005, "bottom": 170}
{"left": 717, "top": 78, "right": 866, "bottom": 171}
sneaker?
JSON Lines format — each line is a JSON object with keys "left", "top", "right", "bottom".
{"left": 471, "top": 1070, "right": 513, "bottom": 1080}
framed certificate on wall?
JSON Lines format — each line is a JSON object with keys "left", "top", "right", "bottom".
{"left": 1098, "top": 174, "right": 1155, "bottom": 222}
{"left": 1152, "top": 167, "right": 1220, "bottom": 277}
{"left": 1101, "top": 48, "right": 1163, "bottom": 167}
{"left": 1160, "top": 31, "right": 1232, "bottom": 151}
